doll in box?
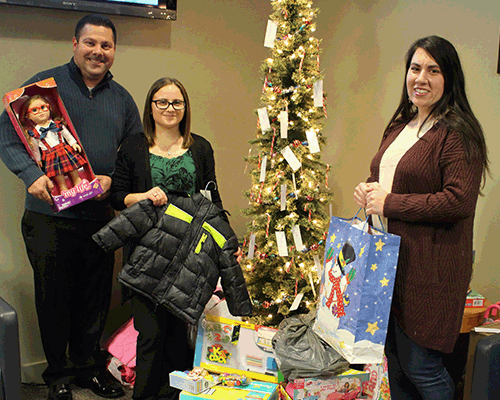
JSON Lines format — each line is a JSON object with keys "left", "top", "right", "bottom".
{"left": 19, "top": 94, "right": 87, "bottom": 193}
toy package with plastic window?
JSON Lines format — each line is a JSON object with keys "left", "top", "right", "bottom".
{"left": 193, "top": 314, "right": 279, "bottom": 383}
{"left": 2, "top": 78, "right": 103, "bottom": 211}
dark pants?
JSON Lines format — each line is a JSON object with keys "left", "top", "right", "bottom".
{"left": 21, "top": 210, "right": 114, "bottom": 386}
{"left": 385, "top": 313, "right": 455, "bottom": 400}
{"left": 131, "top": 294, "right": 194, "bottom": 400}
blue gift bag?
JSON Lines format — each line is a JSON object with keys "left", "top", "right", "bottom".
{"left": 313, "top": 212, "right": 401, "bottom": 364}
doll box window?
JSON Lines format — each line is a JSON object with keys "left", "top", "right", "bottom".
{"left": 2, "top": 78, "right": 103, "bottom": 212}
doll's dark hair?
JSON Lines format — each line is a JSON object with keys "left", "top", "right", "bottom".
{"left": 75, "top": 14, "right": 117, "bottom": 45}
{"left": 386, "top": 35, "right": 489, "bottom": 187}
{"left": 143, "top": 77, "right": 193, "bottom": 149}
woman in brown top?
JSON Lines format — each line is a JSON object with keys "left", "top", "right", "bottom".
{"left": 354, "top": 36, "right": 488, "bottom": 399}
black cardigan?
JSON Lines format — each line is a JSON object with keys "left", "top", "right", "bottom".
{"left": 110, "top": 132, "right": 224, "bottom": 212}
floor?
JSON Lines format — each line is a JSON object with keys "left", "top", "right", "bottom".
{"left": 21, "top": 383, "right": 134, "bottom": 400}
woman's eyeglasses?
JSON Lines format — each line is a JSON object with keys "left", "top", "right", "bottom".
{"left": 28, "top": 104, "right": 50, "bottom": 115}
{"left": 152, "top": 99, "right": 186, "bottom": 111}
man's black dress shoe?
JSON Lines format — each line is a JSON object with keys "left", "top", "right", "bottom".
{"left": 48, "top": 383, "right": 72, "bottom": 400}
{"left": 75, "top": 372, "right": 125, "bottom": 398}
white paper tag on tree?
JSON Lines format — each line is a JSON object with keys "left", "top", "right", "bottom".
{"left": 313, "top": 254, "right": 322, "bottom": 276}
{"left": 257, "top": 107, "right": 271, "bottom": 132}
{"left": 291, "top": 225, "right": 305, "bottom": 251}
{"left": 290, "top": 293, "right": 304, "bottom": 311}
{"left": 281, "top": 146, "right": 301, "bottom": 171}
{"left": 247, "top": 233, "right": 256, "bottom": 259}
{"left": 279, "top": 110, "right": 288, "bottom": 139}
{"left": 308, "top": 272, "right": 317, "bottom": 298}
{"left": 313, "top": 80, "right": 323, "bottom": 107}
{"left": 264, "top": 20, "right": 278, "bottom": 48}
{"left": 260, "top": 156, "right": 267, "bottom": 182}
{"left": 280, "top": 184, "right": 287, "bottom": 211}
{"left": 276, "top": 231, "right": 288, "bottom": 256}
{"left": 306, "top": 130, "right": 320, "bottom": 154}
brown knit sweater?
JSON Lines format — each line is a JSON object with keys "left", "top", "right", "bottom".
{"left": 368, "top": 121, "right": 482, "bottom": 353}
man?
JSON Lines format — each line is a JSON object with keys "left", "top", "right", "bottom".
{"left": 0, "top": 14, "right": 142, "bottom": 400}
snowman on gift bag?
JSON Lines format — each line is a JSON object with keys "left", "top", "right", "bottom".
{"left": 325, "top": 241, "right": 356, "bottom": 317}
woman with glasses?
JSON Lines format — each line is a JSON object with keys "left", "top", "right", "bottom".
{"left": 110, "top": 77, "right": 230, "bottom": 400}
{"left": 19, "top": 94, "right": 86, "bottom": 193}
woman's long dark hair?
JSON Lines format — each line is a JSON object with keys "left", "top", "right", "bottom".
{"left": 386, "top": 35, "right": 489, "bottom": 185}
{"left": 143, "top": 77, "right": 193, "bottom": 148}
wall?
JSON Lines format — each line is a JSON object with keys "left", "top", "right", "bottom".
{"left": 0, "top": 0, "right": 498, "bottom": 382}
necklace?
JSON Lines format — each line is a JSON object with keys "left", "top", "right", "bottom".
{"left": 159, "top": 136, "right": 181, "bottom": 156}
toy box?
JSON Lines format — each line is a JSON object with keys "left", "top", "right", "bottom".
{"left": 193, "top": 314, "right": 278, "bottom": 383}
{"left": 362, "top": 359, "right": 390, "bottom": 400}
{"left": 465, "top": 289, "right": 485, "bottom": 308}
{"left": 288, "top": 369, "right": 370, "bottom": 400}
{"left": 278, "top": 384, "right": 292, "bottom": 400}
{"left": 2, "top": 78, "right": 102, "bottom": 211}
{"left": 180, "top": 380, "right": 279, "bottom": 400}
{"left": 170, "top": 370, "right": 217, "bottom": 394}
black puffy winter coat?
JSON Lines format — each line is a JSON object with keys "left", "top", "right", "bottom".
{"left": 92, "top": 193, "right": 253, "bottom": 325}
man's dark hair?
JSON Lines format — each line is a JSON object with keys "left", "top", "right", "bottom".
{"left": 74, "top": 14, "right": 117, "bottom": 45}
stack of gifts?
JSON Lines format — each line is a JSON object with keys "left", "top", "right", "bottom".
{"left": 170, "top": 314, "right": 280, "bottom": 399}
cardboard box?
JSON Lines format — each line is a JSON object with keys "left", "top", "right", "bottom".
{"left": 289, "top": 369, "right": 370, "bottom": 400}
{"left": 277, "top": 384, "right": 292, "bottom": 400}
{"left": 465, "top": 289, "right": 485, "bottom": 308}
{"left": 363, "top": 360, "right": 391, "bottom": 400}
{"left": 194, "top": 315, "right": 278, "bottom": 383}
{"left": 2, "top": 78, "right": 102, "bottom": 211}
{"left": 180, "top": 380, "right": 278, "bottom": 400}
{"left": 169, "top": 370, "right": 217, "bottom": 394}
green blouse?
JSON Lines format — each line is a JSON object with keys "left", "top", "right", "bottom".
{"left": 149, "top": 150, "right": 196, "bottom": 195}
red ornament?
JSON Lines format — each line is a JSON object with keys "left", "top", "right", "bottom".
{"left": 260, "top": 253, "right": 268, "bottom": 259}
{"left": 310, "top": 244, "right": 319, "bottom": 251}
{"left": 263, "top": 301, "right": 271, "bottom": 308}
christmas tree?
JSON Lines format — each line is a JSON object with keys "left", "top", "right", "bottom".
{"left": 241, "top": 0, "right": 333, "bottom": 327}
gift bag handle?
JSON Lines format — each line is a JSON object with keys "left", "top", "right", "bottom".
{"left": 352, "top": 208, "right": 387, "bottom": 233}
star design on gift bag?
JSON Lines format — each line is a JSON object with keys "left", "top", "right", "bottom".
{"left": 329, "top": 233, "right": 336, "bottom": 243}
{"left": 380, "top": 277, "right": 389, "bottom": 287}
{"left": 366, "top": 321, "right": 380, "bottom": 335}
{"left": 359, "top": 245, "right": 365, "bottom": 258}
{"left": 375, "top": 238, "right": 385, "bottom": 251}
{"left": 371, "top": 263, "right": 378, "bottom": 271}
{"left": 339, "top": 340, "right": 346, "bottom": 348}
